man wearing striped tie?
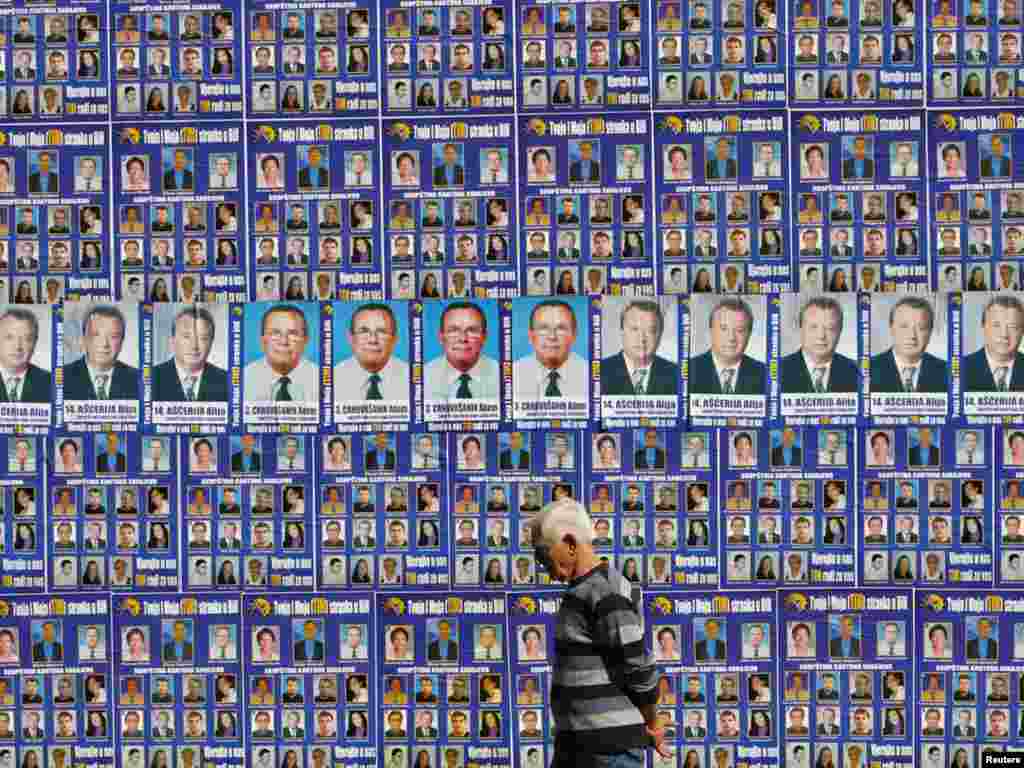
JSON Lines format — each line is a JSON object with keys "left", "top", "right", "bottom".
{"left": 962, "top": 294, "right": 1024, "bottom": 392}
{"left": 688, "top": 297, "right": 766, "bottom": 396}
{"left": 779, "top": 296, "right": 859, "bottom": 394}
{"left": 151, "top": 305, "right": 229, "bottom": 403}
{"left": 63, "top": 304, "right": 140, "bottom": 402}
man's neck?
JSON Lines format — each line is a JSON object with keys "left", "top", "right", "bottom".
{"left": 891, "top": 351, "right": 922, "bottom": 368}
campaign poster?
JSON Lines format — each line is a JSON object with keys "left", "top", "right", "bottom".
{"left": 867, "top": 293, "right": 951, "bottom": 421}
{"left": 58, "top": 302, "right": 141, "bottom": 429}
{"left": 776, "top": 293, "right": 863, "bottom": 423}
{"left": 781, "top": 589, "right": 914, "bottom": 768}
{"left": 509, "top": 296, "right": 592, "bottom": 427}
{"left": 382, "top": 118, "right": 518, "bottom": 300}
{"left": 686, "top": 293, "right": 768, "bottom": 424}
{"left": 110, "top": 0, "right": 243, "bottom": 118}
{"left": 0, "top": 305, "right": 52, "bottom": 431}
{"left": 329, "top": 300, "right": 412, "bottom": 428}
{"left": 508, "top": 592, "right": 559, "bottom": 768}
{"left": 246, "top": 2, "right": 378, "bottom": 118}
{"left": 519, "top": 114, "right": 653, "bottom": 297}
{"left": 450, "top": 430, "right": 579, "bottom": 589}
{"left": 654, "top": 111, "right": 791, "bottom": 294}
{"left": 790, "top": 0, "right": 923, "bottom": 105}
{"left": 318, "top": 432, "right": 449, "bottom": 589}
{"left": 244, "top": 594, "right": 376, "bottom": 768}
{"left": 381, "top": 0, "right": 515, "bottom": 114}
{"left": 860, "top": 426, "right": 993, "bottom": 586}
{"left": 791, "top": 111, "right": 930, "bottom": 291}
{"left": 0, "top": 435, "right": 45, "bottom": 591}
{"left": 996, "top": 425, "right": 1024, "bottom": 585}
{"left": 928, "top": 3, "right": 1023, "bottom": 104}
{"left": 5, "top": 2, "right": 110, "bottom": 119}
{"left": 247, "top": 120, "right": 383, "bottom": 302}
{"left": 517, "top": 0, "right": 654, "bottom": 111}
{"left": 958, "top": 292, "right": 1024, "bottom": 420}
{"left": 929, "top": 109, "right": 1024, "bottom": 291}
{"left": 587, "top": 428, "right": 719, "bottom": 588}
{"left": 113, "top": 595, "right": 244, "bottom": 768}
{"left": 916, "top": 591, "right": 1023, "bottom": 763}
{"left": 241, "top": 301, "right": 321, "bottom": 429}
{"left": 143, "top": 303, "right": 234, "bottom": 430}
{"left": 181, "top": 433, "right": 316, "bottom": 591}
{"left": 651, "top": 0, "right": 786, "bottom": 109}
{"left": 49, "top": 432, "right": 179, "bottom": 591}
{"left": 598, "top": 297, "right": 682, "bottom": 424}
{"left": 0, "top": 124, "right": 111, "bottom": 302}
{"left": 378, "top": 592, "right": 511, "bottom": 768}
{"left": 644, "top": 590, "right": 779, "bottom": 768}
{"left": 113, "top": 124, "right": 246, "bottom": 302}
{"left": 722, "top": 426, "right": 856, "bottom": 587}
{"left": 0, "top": 595, "right": 114, "bottom": 767}
{"left": 418, "top": 298, "right": 502, "bottom": 428}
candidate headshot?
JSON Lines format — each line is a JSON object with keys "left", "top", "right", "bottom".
{"left": 963, "top": 294, "right": 1024, "bottom": 391}
{"left": 780, "top": 295, "right": 858, "bottom": 393}
{"left": 869, "top": 296, "right": 948, "bottom": 393}
{"left": 423, "top": 301, "right": 500, "bottom": 403}
{"left": 63, "top": 304, "right": 139, "bottom": 401}
{"left": 0, "top": 307, "right": 51, "bottom": 403}
{"left": 600, "top": 299, "right": 678, "bottom": 396}
{"left": 513, "top": 298, "right": 589, "bottom": 402}
{"left": 689, "top": 297, "right": 766, "bottom": 395}
{"left": 150, "top": 305, "right": 229, "bottom": 402}
{"left": 243, "top": 304, "right": 318, "bottom": 403}
{"left": 333, "top": 302, "right": 409, "bottom": 405}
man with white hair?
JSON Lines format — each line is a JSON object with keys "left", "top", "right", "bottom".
{"left": 530, "top": 498, "right": 669, "bottom": 767}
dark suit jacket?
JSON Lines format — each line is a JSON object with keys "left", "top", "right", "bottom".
{"left": 569, "top": 160, "right": 601, "bottom": 182}
{"left": 829, "top": 637, "right": 861, "bottom": 657}
{"left": 433, "top": 164, "right": 464, "bottom": 186}
{"left": 151, "top": 359, "right": 229, "bottom": 402}
{"left": 694, "top": 639, "right": 726, "bottom": 661}
{"left": 162, "top": 642, "right": 194, "bottom": 662}
{"left": 499, "top": 449, "right": 529, "bottom": 471}
{"left": 771, "top": 445, "right": 802, "bottom": 466}
{"left": 64, "top": 357, "right": 138, "bottom": 400}
{"left": 966, "top": 638, "right": 998, "bottom": 659}
{"left": 601, "top": 352, "right": 678, "bottom": 396}
{"left": 962, "top": 348, "right": 1024, "bottom": 391}
{"left": 0, "top": 363, "right": 50, "bottom": 403}
{"left": 298, "top": 167, "right": 329, "bottom": 188}
{"left": 634, "top": 447, "right": 666, "bottom": 470}
{"left": 427, "top": 640, "right": 458, "bottom": 661}
{"left": 32, "top": 641, "right": 63, "bottom": 661}
{"left": 908, "top": 444, "right": 940, "bottom": 466}
{"left": 365, "top": 449, "right": 397, "bottom": 470}
{"left": 29, "top": 172, "right": 59, "bottom": 194}
{"left": 231, "top": 451, "right": 262, "bottom": 472}
{"left": 294, "top": 640, "right": 324, "bottom": 661}
{"left": 983, "top": 156, "right": 1011, "bottom": 177}
{"left": 162, "top": 169, "right": 194, "bottom": 191}
{"left": 869, "top": 349, "right": 948, "bottom": 393}
{"left": 842, "top": 157, "right": 875, "bottom": 179}
{"left": 689, "top": 351, "right": 765, "bottom": 395}
{"left": 97, "top": 452, "right": 127, "bottom": 473}
{"left": 705, "top": 158, "right": 738, "bottom": 179}
{"left": 779, "top": 350, "right": 859, "bottom": 394}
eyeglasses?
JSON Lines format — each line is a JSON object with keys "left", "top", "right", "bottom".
{"left": 531, "top": 324, "right": 573, "bottom": 338}
{"left": 443, "top": 326, "right": 484, "bottom": 340}
{"left": 267, "top": 330, "right": 305, "bottom": 342}
{"left": 352, "top": 327, "right": 394, "bottom": 340}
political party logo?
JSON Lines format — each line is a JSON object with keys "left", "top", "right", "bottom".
{"left": 934, "top": 113, "right": 957, "bottom": 132}
{"left": 120, "top": 597, "right": 143, "bottom": 616}
{"left": 511, "top": 596, "right": 537, "bottom": 616}
{"left": 526, "top": 118, "right": 547, "bottom": 136}
{"left": 799, "top": 115, "right": 822, "bottom": 133}
{"left": 120, "top": 127, "right": 141, "bottom": 144}
{"left": 250, "top": 597, "right": 273, "bottom": 617}
{"left": 785, "top": 593, "right": 809, "bottom": 611}
{"left": 382, "top": 597, "right": 406, "bottom": 616}
{"left": 250, "top": 125, "right": 277, "bottom": 143}
{"left": 386, "top": 122, "right": 413, "bottom": 141}
{"left": 921, "top": 593, "right": 945, "bottom": 612}
{"left": 650, "top": 596, "right": 673, "bottom": 616}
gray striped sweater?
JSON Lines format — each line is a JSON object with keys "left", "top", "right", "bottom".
{"left": 551, "top": 564, "right": 658, "bottom": 754}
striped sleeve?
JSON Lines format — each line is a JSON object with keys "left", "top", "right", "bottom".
{"left": 593, "top": 592, "right": 659, "bottom": 708}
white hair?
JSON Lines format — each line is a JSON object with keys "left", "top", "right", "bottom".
{"left": 529, "top": 498, "right": 593, "bottom": 548}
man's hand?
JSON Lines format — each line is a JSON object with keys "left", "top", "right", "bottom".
{"left": 646, "top": 723, "right": 672, "bottom": 759}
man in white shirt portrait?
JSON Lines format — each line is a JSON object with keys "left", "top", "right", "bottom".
{"left": 424, "top": 302, "right": 500, "bottom": 401}
{"left": 243, "top": 304, "right": 318, "bottom": 403}
{"left": 513, "top": 300, "right": 588, "bottom": 402}
{"left": 334, "top": 303, "right": 409, "bottom": 406}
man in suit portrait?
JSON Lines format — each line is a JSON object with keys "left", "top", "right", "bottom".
{"left": 705, "top": 138, "right": 738, "bottom": 180}
{"left": 243, "top": 304, "right": 318, "bottom": 402}
{"left": 427, "top": 620, "right": 459, "bottom": 662}
{"left": 163, "top": 149, "right": 195, "bottom": 192}
{"left": 162, "top": 621, "right": 193, "bottom": 663}
{"left": 695, "top": 619, "right": 726, "bottom": 661}
{"left": 601, "top": 300, "right": 678, "bottom": 396}
{"left": 64, "top": 305, "right": 139, "bottom": 401}
{"left": 842, "top": 136, "right": 874, "bottom": 180}
{"left": 870, "top": 296, "right": 948, "bottom": 393}
{"left": 829, "top": 616, "right": 861, "bottom": 658}
{"left": 31, "top": 622, "right": 63, "bottom": 662}
{"left": 29, "top": 151, "right": 59, "bottom": 195}
{"left": 500, "top": 431, "right": 530, "bottom": 470}
{"left": 151, "top": 306, "right": 229, "bottom": 402}
{"left": 231, "top": 434, "right": 262, "bottom": 472}
{"left": 771, "top": 428, "right": 802, "bottom": 466}
{"left": 967, "top": 617, "right": 998, "bottom": 660}
{"left": 424, "top": 302, "right": 500, "bottom": 401}
{"left": 365, "top": 432, "right": 396, "bottom": 470}
{"left": 634, "top": 428, "right": 666, "bottom": 469}
{"left": 963, "top": 294, "right": 1024, "bottom": 391}
{"left": 909, "top": 427, "right": 940, "bottom": 466}
{"left": 689, "top": 298, "right": 765, "bottom": 395}
{"left": 780, "top": 296, "right": 859, "bottom": 394}
{"left": 0, "top": 308, "right": 51, "bottom": 403}
{"left": 298, "top": 146, "right": 329, "bottom": 189}
{"left": 334, "top": 303, "right": 409, "bottom": 405}
{"left": 569, "top": 140, "right": 601, "bottom": 182}
{"left": 96, "top": 432, "right": 127, "bottom": 473}
{"left": 983, "top": 134, "right": 1011, "bottom": 178}
{"left": 294, "top": 620, "right": 325, "bottom": 662}
{"left": 433, "top": 143, "right": 464, "bottom": 187}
